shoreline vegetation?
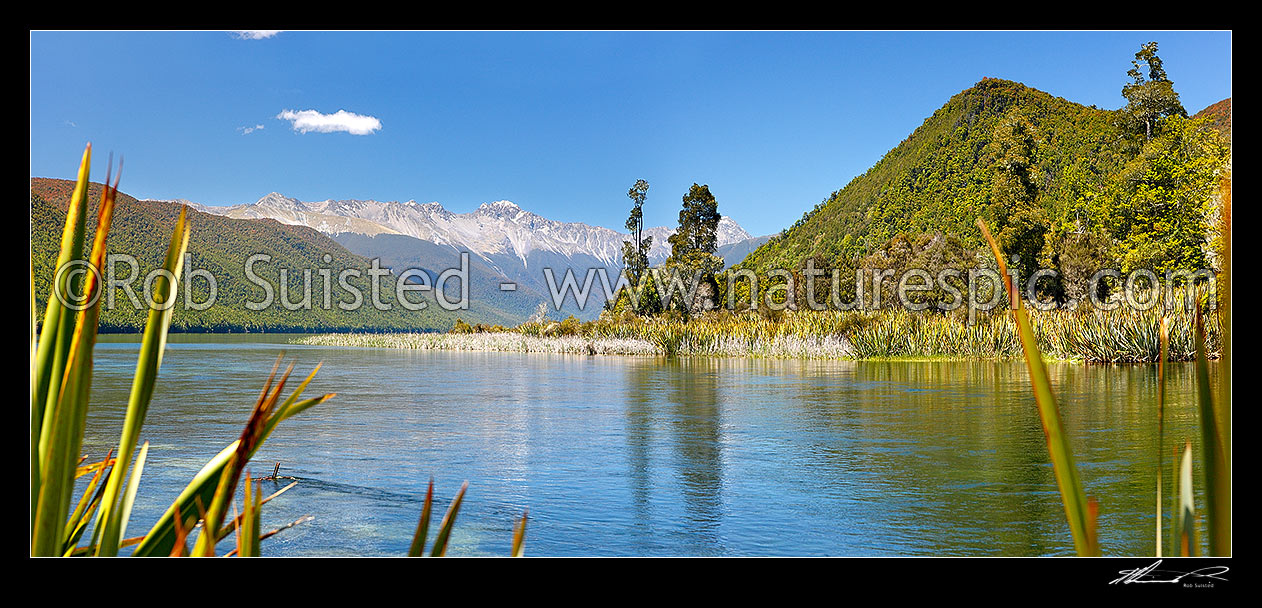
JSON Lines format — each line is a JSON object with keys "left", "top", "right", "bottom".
{"left": 294, "top": 306, "right": 1220, "bottom": 363}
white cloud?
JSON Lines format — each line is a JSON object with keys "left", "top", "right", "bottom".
{"left": 233, "top": 30, "right": 282, "bottom": 40}
{"left": 276, "top": 109, "right": 382, "bottom": 135}
{"left": 239, "top": 124, "right": 265, "bottom": 135}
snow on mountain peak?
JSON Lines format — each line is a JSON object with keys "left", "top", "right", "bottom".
{"left": 476, "top": 200, "right": 523, "bottom": 216}
{"left": 216, "top": 192, "right": 758, "bottom": 267}
{"left": 717, "top": 216, "right": 753, "bottom": 242}
{"left": 255, "top": 192, "right": 304, "bottom": 210}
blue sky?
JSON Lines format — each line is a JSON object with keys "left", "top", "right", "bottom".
{"left": 30, "top": 30, "right": 1231, "bottom": 236}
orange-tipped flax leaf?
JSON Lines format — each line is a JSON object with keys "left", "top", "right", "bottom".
{"left": 977, "top": 218, "right": 1097, "bottom": 556}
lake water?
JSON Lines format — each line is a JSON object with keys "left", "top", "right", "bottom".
{"left": 82, "top": 335, "right": 1214, "bottom": 556}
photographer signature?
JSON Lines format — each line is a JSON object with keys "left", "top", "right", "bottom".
{"left": 1110, "top": 560, "right": 1229, "bottom": 585}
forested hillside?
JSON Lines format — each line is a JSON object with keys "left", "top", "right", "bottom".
{"left": 31, "top": 178, "right": 490, "bottom": 332}
{"left": 735, "top": 76, "right": 1230, "bottom": 303}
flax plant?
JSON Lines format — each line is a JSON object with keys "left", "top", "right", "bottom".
{"left": 977, "top": 218, "right": 1098, "bottom": 556}
{"left": 33, "top": 145, "right": 527, "bottom": 557}
{"left": 31, "top": 145, "right": 332, "bottom": 557}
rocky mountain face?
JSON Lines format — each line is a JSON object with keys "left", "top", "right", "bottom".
{"left": 149, "top": 192, "right": 768, "bottom": 321}
{"left": 203, "top": 193, "right": 754, "bottom": 266}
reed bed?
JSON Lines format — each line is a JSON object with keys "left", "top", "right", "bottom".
{"left": 577, "top": 310, "right": 862, "bottom": 358}
{"left": 848, "top": 306, "right": 1219, "bottom": 362}
{"left": 300, "top": 311, "right": 859, "bottom": 358}
{"left": 1054, "top": 306, "right": 1220, "bottom": 363}
{"left": 301, "top": 305, "right": 1220, "bottom": 363}
{"left": 299, "top": 331, "right": 659, "bottom": 356}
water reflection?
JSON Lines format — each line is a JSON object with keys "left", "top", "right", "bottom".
{"left": 623, "top": 359, "right": 656, "bottom": 547}
{"left": 79, "top": 340, "right": 1214, "bottom": 556}
{"left": 667, "top": 358, "right": 724, "bottom": 552}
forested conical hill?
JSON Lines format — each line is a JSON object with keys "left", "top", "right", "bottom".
{"left": 32, "top": 178, "right": 491, "bottom": 332}
{"left": 736, "top": 78, "right": 1137, "bottom": 273}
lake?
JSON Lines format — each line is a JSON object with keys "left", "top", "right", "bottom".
{"left": 82, "top": 335, "right": 1213, "bottom": 556}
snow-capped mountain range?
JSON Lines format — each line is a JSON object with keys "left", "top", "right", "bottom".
{"left": 176, "top": 192, "right": 757, "bottom": 267}
{"left": 145, "top": 191, "right": 771, "bottom": 322}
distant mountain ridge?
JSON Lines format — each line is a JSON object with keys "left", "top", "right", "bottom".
{"left": 171, "top": 192, "right": 757, "bottom": 267}
{"left": 143, "top": 192, "right": 768, "bottom": 320}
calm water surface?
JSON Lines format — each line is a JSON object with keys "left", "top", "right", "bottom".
{"left": 82, "top": 335, "right": 1213, "bottom": 556}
